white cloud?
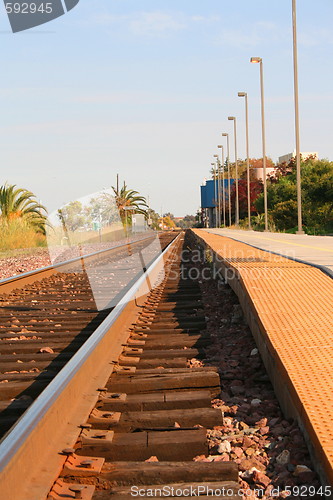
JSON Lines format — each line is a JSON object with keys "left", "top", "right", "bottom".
{"left": 90, "top": 11, "right": 222, "bottom": 37}
{"left": 298, "top": 28, "right": 333, "bottom": 47}
{"left": 190, "top": 15, "right": 220, "bottom": 23}
{"left": 91, "top": 13, "right": 128, "bottom": 26}
{"left": 214, "top": 21, "right": 283, "bottom": 49}
{"left": 129, "top": 12, "right": 186, "bottom": 36}
{"left": 73, "top": 90, "right": 230, "bottom": 106}
{"left": 91, "top": 11, "right": 187, "bottom": 37}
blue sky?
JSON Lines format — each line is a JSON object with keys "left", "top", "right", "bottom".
{"left": 1, "top": 0, "right": 332, "bottom": 216}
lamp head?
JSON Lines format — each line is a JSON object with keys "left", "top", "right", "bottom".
{"left": 228, "top": 116, "right": 235, "bottom": 121}
{"left": 222, "top": 133, "right": 228, "bottom": 137}
{"left": 238, "top": 92, "right": 247, "bottom": 97}
{"left": 213, "top": 154, "right": 218, "bottom": 158}
{"left": 211, "top": 162, "right": 215, "bottom": 166}
{"left": 217, "top": 145, "right": 223, "bottom": 148}
{"left": 250, "top": 57, "right": 262, "bottom": 63}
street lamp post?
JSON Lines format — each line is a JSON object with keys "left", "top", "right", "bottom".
{"left": 228, "top": 116, "right": 239, "bottom": 226}
{"left": 211, "top": 162, "right": 218, "bottom": 228}
{"left": 292, "top": 0, "right": 304, "bottom": 234}
{"left": 222, "top": 133, "right": 232, "bottom": 226}
{"left": 238, "top": 92, "right": 251, "bottom": 229}
{"left": 218, "top": 145, "right": 226, "bottom": 227}
{"left": 213, "top": 154, "right": 221, "bottom": 227}
{"left": 250, "top": 56, "right": 268, "bottom": 232}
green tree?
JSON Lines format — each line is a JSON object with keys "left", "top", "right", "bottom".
{"left": 146, "top": 208, "right": 160, "bottom": 230}
{"left": 211, "top": 157, "right": 275, "bottom": 181}
{"left": 57, "top": 201, "right": 87, "bottom": 232}
{"left": 177, "top": 215, "right": 197, "bottom": 229}
{"left": 159, "top": 216, "right": 176, "bottom": 229}
{"left": 270, "top": 200, "right": 298, "bottom": 230}
{"left": 89, "top": 193, "right": 119, "bottom": 226}
{"left": 0, "top": 184, "right": 47, "bottom": 233}
{"left": 255, "top": 158, "right": 333, "bottom": 233}
{"left": 163, "top": 212, "right": 175, "bottom": 220}
{"left": 301, "top": 158, "right": 333, "bottom": 232}
{"left": 112, "top": 183, "right": 148, "bottom": 224}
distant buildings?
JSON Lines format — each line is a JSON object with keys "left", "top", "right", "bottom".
{"left": 278, "top": 151, "right": 319, "bottom": 164}
{"left": 200, "top": 151, "right": 320, "bottom": 227}
{"left": 252, "top": 151, "right": 319, "bottom": 180}
{"left": 252, "top": 166, "right": 276, "bottom": 181}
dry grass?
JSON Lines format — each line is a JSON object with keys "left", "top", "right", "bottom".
{"left": 0, "top": 219, "right": 46, "bottom": 252}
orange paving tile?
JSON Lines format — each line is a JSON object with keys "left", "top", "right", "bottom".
{"left": 193, "top": 229, "right": 333, "bottom": 483}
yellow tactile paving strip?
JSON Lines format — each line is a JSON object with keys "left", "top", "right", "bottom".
{"left": 192, "top": 229, "right": 333, "bottom": 483}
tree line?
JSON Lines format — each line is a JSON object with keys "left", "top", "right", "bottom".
{"left": 0, "top": 181, "right": 151, "bottom": 250}
{"left": 0, "top": 180, "right": 184, "bottom": 250}
{"left": 213, "top": 156, "right": 333, "bottom": 234}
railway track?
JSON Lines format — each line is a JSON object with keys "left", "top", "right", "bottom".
{"left": 45, "top": 231, "right": 239, "bottom": 500}
{"left": 0, "top": 232, "right": 176, "bottom": 439}
{"left": 0, "top": 230, "right": 321, "bottom": 499}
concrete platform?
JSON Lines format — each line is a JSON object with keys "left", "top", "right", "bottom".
{"left": 204, "top": 229, "right": 333, "bottom": 278}
{"left": 192, "top": 229, "right": 333, "bottom": 487}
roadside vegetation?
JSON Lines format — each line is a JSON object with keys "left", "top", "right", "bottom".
{"left": 266, "top": 157, "right": 333, "bottom": 234}
{"left": 0, "top": 180, "right": 151, "bottom": 252}
{"left": 0, "top": 218, "right": 46, "bottom": 252}
{"left": 112, "top": 183, "right": 148, "bottom": 225}
{"left": 213, "top": 156, "right": 333, "bottom": 234}
{"left": 156, "top": 213, "right": 200, "bottom": 231}
{"left": 57, "top": 182, "right": 149, "bottom": 238}
{"left": 0, "top": 184, "right": 48, "bottom": 250}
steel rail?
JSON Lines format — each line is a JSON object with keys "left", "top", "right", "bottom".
{"left": 0, "top": 232, "right": 182, "bottom": 500}
{"left": 0, "top": 232, "right": 156, "bottom": 289}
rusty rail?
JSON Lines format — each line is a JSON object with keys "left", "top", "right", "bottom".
{"left": 0, "top": 233, "right": 182, "bottom": 500}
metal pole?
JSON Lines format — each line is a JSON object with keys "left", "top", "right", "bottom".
{"left": 223, "top": 134, "right": 232, "bottom": 227}
{"left": 214, "top": 155, "right": 221, "bottom": 227}
{"left": 213, "top": 164, "right": 217, "bottom": 228}
{"left": 259, "top": 61, "right": 268, "bottom": 231}
{"left": 99, "top": 210, "right": 102, "bottom": 243}
{"left": 216, "top": 158, "right": 221, "bottom": 227}
{"left": 229, "top": 117, "right": 239, "bottom": 226}
{"left": 233, "top": 119, "right": 239, "bottom": 226}
{"left": 244, "top": 95, "right": 251, "bottom": 229}
{"left": 292, "top": 0, "right": 304, "bottom": 234}
{"left": 228, "top": 136, "right": 231, "bottom": 226}
{"left": 218, "top": 160, "right": 221, "bottom": 227}
{"left": 221, "top": 146, "right": 226, "bottom": 227}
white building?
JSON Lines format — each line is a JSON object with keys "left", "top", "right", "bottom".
{"left": 253, "top": 166, "right": 276, "bottom": 180}
{"left": 278, "top": 151, "right": 318, "bottom": 164}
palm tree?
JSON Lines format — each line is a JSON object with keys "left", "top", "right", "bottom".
{"left": 0, "top": 184, "right": 48, "bottom": 233}
{"left": 112, "top": 183, "right": 148, "bottom": 224}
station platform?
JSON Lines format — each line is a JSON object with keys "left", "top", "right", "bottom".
{"left": 204, "top": 228, "right": 333, "bottom": 278}
{"left": 191, "top": 229, "right": 333, "bottom": 486}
